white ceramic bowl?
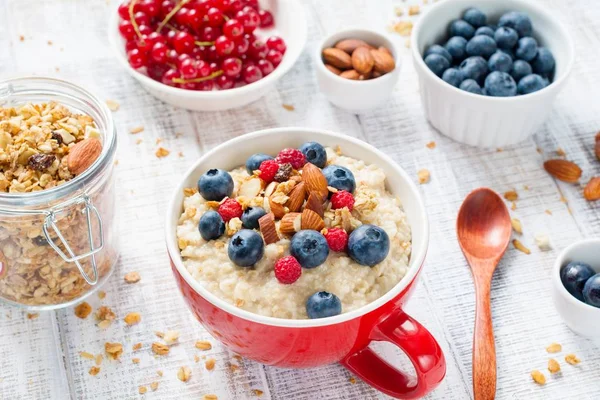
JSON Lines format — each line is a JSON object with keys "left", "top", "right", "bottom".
{"left": 315, "top": 29, "right": 401, "bottom": 112}
{"left": 552, "top": 239, "right": 600, "bottom": 340}
{"left": 108, "top": 0, "right": 307, "bottom": 111}
{"left": 411, "top": 0, "right": 575, "bottom": 148}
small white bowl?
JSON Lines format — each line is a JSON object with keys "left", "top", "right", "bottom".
{"left": 315, "top": 29, "right": 401, "bottom": 112}
{"left": 108, "top": 0, "right": 307, "bottom": 111}
{"left": 552, "top": 239, "right": 600, "bottom": 340}
{"left": 411, "top": 0, "right": 575, "bottom": 148}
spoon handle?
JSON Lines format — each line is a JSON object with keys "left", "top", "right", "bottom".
{"left": 473, "top": 277, "right": 496, "bottom": 400}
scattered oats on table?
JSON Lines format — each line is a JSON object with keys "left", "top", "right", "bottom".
{"left": 535, "top": 234, "right": 552, "bottom": 251}
{"left": 282, "top": 104, "right": 295, "bottom": 111}
{"left": 74, "top": 302, "right": 92, "bottom": 319}
{"left": 133, "top": 343, "right": 142, "bottom": 351}
{"left": 104, "top": 342, "right": 123, "bottom": 360}
{"left": 349, "top": 377, "right": 357, "bottom": 384}
{"left": 124, "top": 312, "right": 141, "bottom": 325}
{"left": 195, "top": 340, "right": 212, "bottom": 350}
{"left": 504, "top": 190, "right": 518, "bottom": 201}
{"left": 426, "top": 141, "right": 436, "bottom": 149}
{"left": 546, "top": 342, "right": 562, "bottom": 353}
{"left": 150, "top": 382, "right": 159, "bottom": 391}
{"left": 89, "top": 366, "right": 100, "bottom": 376}
{"left": 124, "top": 271, "right": 141, "bottom": 283}
{"left": 177, "top": 366, "right": 192, "bottom": 382}
{"left": 417, "top": 169, "right": 430, "bottom": 184}
{"left": 565, "top": 354, "right": 581, "bottom": 365}
{"left": 139, "top": 386, "right": 147, "bottom": 394}
{"left": 511, "top": 218, "right": 523, "bottom": 234}
{"left": 80, "top": 351, "right": 94, "bottom": 360}
{"left": 556, "top": 148, "right": 566, "bottom": 157}
{"left": 252, "top": 389, "right": 264, "bottom": 397}
{"left": 129, "top": 126, "right": 144, "bottom": 134}
{"left": 95, "top": 354, "right": 103, "bottom": 366}
{"left": 531, "top": 370, "right": 546, "bottom": 385}
{"left": 548, "top": 358, "right": 560, "bottom": 374}
{"left": 164, "top": 330, "right": 179, "bottom": 344}
{"left": 155, "top": 147, "right": 170, "bottom": 158}
{"left": 26, "top": 313, "right": 39, "bottom": 320}
{"left": 105, "top": 100, "right": 119, "bottom": 111}
{"left": 151, "top": 342, "right": 170, "bottom": 356}
{"left": 97, "top": 291, "right": 106, "bottom": 299}
{"left": 132, "top": 357, "right": 140, "bottom": 364}
{"left": 203, "top": 395, "right": 218, "bottom": 400}
{"left": 389, "top": 20, "right": 413, "bottom": 36}
{"left": 512, "top": 239, "right": 531, "bottom": 255}
{"left": 408, "top": 5, "right": 420, "bottom": 15}
{"left": 545, "top": 209, "right": 553, "bottom": 215}
{"left": 96, "top": 306, "right": 116, "bottom": 329}
{"left": 205, "top": 358, "right": 216, "bottom": 370}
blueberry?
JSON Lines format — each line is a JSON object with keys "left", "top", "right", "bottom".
{"left": 424, "top": 54, "right": 450, "bottom": 77}
{"left": 531, "top": 47, "right": 555, "bottom": 75}
{"left": 424, "top": 44, "right": 453, "bottom": 63}
{"left": 515, "top": 37, "right": 538, "bottom": 62}
{"left": 463, "top": 8, "right": 486, "bottom": 28}
{"left": 475, "top": 26, "right": 495, "bottom": 37}
{"left": 510, "top": 60, "right": 532, "bottom": 82}
{"left": 198, "top": 211, "right": 225, "bottom": 241}
{"left": 494, "top": 27, "right": 519, "bottom": 49}
{"left": 348, "top": 225, "right": 390, "bottom": 266}
{"left": 497, "top": 47, "right": 515, "bottom": 60}
{"left": 227, "top": 229, "right": 264, "bottom": 267}
{"left": 484, "top": 71, "right": 517, "bottom": 97}
{"left": 290, "top": 230, "right": 329, "bottom": 269}
{"left": 241, "top": 206, "right": 267, "bottom": 230}
{"left": 245, "top": 153, "right": 273, "bottom": 175}
{"left": 560, "top": 261, "right": 595, "bottom": 301}
{"left": 466, "top": 35, "right": 497, "bottom": 59}
{"left": 322, "top": 165, "right": 356, "bottom": 193}
{"left": 583, "top": 273, "right": 600, "bottom": 308}
{"left": 449, "top": 19, "right": 475, "bottom": 39}
{"left": 459, "top": 79, "right": 483, "bottom": 94}
{"left": 198, "top": 169, "right": 234, "bottom": 201}
{"left": 444, "top": 36, "right": 468, "bottom": 62}
{"left": 498, "top": 11, "right": 533, "bottom": 37}
{"left": 442, "top": 68, "right": 464, "bottom": 87}
{"left": 306, "top": 291, "right": 342, "bottom": 319}
{"left": 517, "top": 74, "right": 547, "bottom": 95}
{"left": 299, "top": 142, "right": 327, "bottom": 168}
{"left": 488, "top": 51, "right": 513, "bottom": 73}
{"left": 459, "top": 56, "right": 488, "bottom": 84}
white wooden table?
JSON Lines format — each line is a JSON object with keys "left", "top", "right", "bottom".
{"left": 1, "top": 0, "right": 599, "bottom": 399}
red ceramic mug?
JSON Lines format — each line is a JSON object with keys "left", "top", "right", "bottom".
{"left": 166, "top": 128, "right": 446, "bottom": 399}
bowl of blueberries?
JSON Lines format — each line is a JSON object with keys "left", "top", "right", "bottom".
{"left": 411, "top": 0, "right": 574, "bottom": 148}
{"left": 553, "top": 239, "right": 600, "bottom": 340}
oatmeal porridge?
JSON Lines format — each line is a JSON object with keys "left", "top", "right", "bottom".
{"left": 177, "top": 143, "right": 411, "bottom": 319}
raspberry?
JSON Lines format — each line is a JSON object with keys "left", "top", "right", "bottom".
{"left": 275, "top": 148, "right": 306, "bottom": 169}
{"left": 330, "top": 190, "right": 355, "bottom": 211}
{"left": 274, "top": 255, "right": 302, "bottom": 284}
{"left": 325, "top": 228, "right": 348, "bottom": 252}
{"left": 218, "top": 198, "right": 242, "bottom": 222}
{"left": 258, "top": 159, "right": 279, "bottom": 183}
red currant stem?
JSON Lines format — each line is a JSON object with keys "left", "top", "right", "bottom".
{"left": 157, "top": 0, "right": 190, "bottom": 33}
{"left": 128, "top": 0, "right": 144, "bottom": 42}
{"left": 194, "top": 40, "right": 215, "bottom": 46}
{"left": 223, "top": 15, "right": 230, "bottom": 21}
{"left": 172, "top": 70, "right": 223, "bottom": 83}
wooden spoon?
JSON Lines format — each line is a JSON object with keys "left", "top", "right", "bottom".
{"left": 456, "top": 188, "right": 512, "bottom": 400}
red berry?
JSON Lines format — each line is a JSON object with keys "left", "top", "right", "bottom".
{"left": 266, "top": 49, "right": 283, "bottom": 67}
{"left": 215, "top": 35, "right": 235, "bottom": 56}
{"left": 206, "top": 45, "right": 219, "bottom": 62}
{"left": 161, "top": 68, "right": 179, "bottom": 86}
{"left": 325, "top": 228, "right": 348, "bottom": 252}
{"left": 145, "top": 32, "right": 167, "bottom": 47}
{"left": 173, "top": 31, "right": 195, "bottom": 54}
{"left": 147, "top": 62, "right": 169, "bottom": 81}
{"left": 242, "top": 65, "right": 263, "bottom": 83}
{"left": 223, "top": 18, "right": 244, "bottom": 39}
{"left": 209, "top": 62, "right": 220, "bottom": 74}
{"left": 125, "top": 40, "right": 138, "bottom": 52}
{"left": 173, "top": 7, "right": 189, "bottom": 24}
{"left": 258, "top": 159, "right": 279, "bottom": 183}
{"left": 118, "top": 2, "right": 131, "bottom": 19}
{"left": 274, "top": 256, "right": 302, "bottom": 284}
{"left": 160, "top": 0, "right": 175, "bottom": 17}
{"left": 180, "top": 58, "right": 198, "bottom": 78}
{"left": 150, "top": 42, "right": 168, "bottom": 63}
{"left": 191, "top": 46, "right": 207, "bottom": 60}
{"left": 206, "top": 7, "right": 224, "bottom": 27}
{"left": 216, "top": 75, "right": 234, "bottom": 89}
{"left": 266, "top": 36, "right": 286, "bottom": 53}
{"left": 241, "top": 9, "right": 260, "bottom": 33}
{"left": 201, "top": 26, "right": 221, "bottom": 41}
{"left": 183, "top": 8, "right": 202, "bottom": 28}
{"left": 196, "top": 80, "right": 215, "bottom": 91}
{"left": 127, "top": 48, "right": 147, "bottom": 69}
{"left": 330, "top": 190, "right": 355, "bottom": 211}
{"left": 139, "top": 0, "right": 160, "bottom": 18}
{"left": 138, "top": 24, "right": 152, "bottom": 36}
{"left": 194, "top": 0, "right": 214, "bottom": 15}
{"left": 248, "top": 39, "right": 267, "bottom": 59}
{"left": 133, "top": 11, "right": 150, "bottom": 26}
{"left": 258, "top": 10, "right": 274, "bottom": 28}
{"left": 218, "top": 198, "right": 243, "bottom": 222}
{"left": 227, "top": 0, "right": 244, "bottom": 14}
{"left": 275, "top": 148, "right": 306, "bottom": 169}
{"left": 223, "top": 57, "right": 242, "bottom": 77}
{"left": 118, "top": 20, "right": 136, "bottom": 41}
{"left": 196, "top": 60, "right": 212, "bottom": 77}
{"left": 244, "top": 0, "right": 259, "bottom": 10}
{"left": 257, "top": 59, "right": 274, "bottom": 76}
{"left": 233, "top": 36, "right": 249, "bottom": 56}
{"left": 166, "top": 49, "right": 179, "bottom": 64}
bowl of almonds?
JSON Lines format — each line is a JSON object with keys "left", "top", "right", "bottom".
{"left": 315, "top": 29, "right": 400, "bottom": 112}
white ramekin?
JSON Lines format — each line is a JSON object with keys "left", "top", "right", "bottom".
{"left": 315, "top": 29, "right": 401, "bottom": 112}
{"left": 552, "top": 239, "right": 600, "bottom": 342}
{"left": 108, "top": 0, "right": 307, "bottom": 111}
{"left": 411, "top": 0, "right": 575, "bottom": 148}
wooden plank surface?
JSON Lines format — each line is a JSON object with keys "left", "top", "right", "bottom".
{"left": 0, "top": 0, "right": 599, "bottom": 399}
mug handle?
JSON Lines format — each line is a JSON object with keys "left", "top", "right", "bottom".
{"left": 341, "top": 308, "right": 446, "bottom": 399}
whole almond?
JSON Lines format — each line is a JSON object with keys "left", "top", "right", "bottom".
{"left": 301, "top": 209, "right": 325, "bottom": 231}
{"left": 325, "top": 64, "right": 342, "bottom": 75}
{"left": 351, "top": 47, "right": 374, "bottom": 74}
{"left": 543, "top": 159, "right": 582, "bottom": 183}
{"left": 340, "top": 69, "right": 360, "bottom": 80}
{"left": 258, "top": 213, "right": 279, "bottom": 244}
{"left": 285, "top": 182, "right": 306, "bottom": 212}
{"left": 378, "top": 46, "right": 392, "bottom": 56}
{"left": 67, "top": 138, "right": 102, "bottom": 175}
{"left": 595, "top": 132, "right": 600, "bottom": 160}
{"left": 322, "top": 48, "right": 352, "bottom": 70}
{"left": 305, "top": 191, "right": 324, "bottom": 217}
{"left": 280, "top": 213, "right": 301, "bottom": 235}
{"left": 372, "top": 70, "right": 382, "bottom": 79}
{"left": 584, "top": 177, "right": 600, "bottom": 201}
{"left": 334, "top": 39, "right": 373, "bottom": 54}
{"left": 302, "top": 163, "right": 329, "bottom": 201}
{"left": 370, "top": 49, "right": 396, "bottom": 74}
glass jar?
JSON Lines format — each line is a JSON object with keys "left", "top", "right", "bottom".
{"left": 0, "top": 77, "right": 118, "bottom": 310}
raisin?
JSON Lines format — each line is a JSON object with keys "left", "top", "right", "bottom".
{"left": 28, "top": 154, "right": 56, "bottom": 171}
{"left": 33, "top": 236, "right": 48, "bottom": 246}
{"left": 274, "top": 163, "right": 292, "bottom": 182}
{"left": 51, "top": 131, "right": 63, "bottom": 145}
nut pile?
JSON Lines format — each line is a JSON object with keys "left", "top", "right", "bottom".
{"left": 322, "top": 39, "right": 396, "bottom": 80}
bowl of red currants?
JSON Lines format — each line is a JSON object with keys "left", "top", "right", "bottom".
{"left": 109, "top": 0, "right": 307, "bottom": 111}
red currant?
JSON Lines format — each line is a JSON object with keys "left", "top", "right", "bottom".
{"left": 266, "top": 49, "right": 283, "bottom": 67}
{"left": 179, "top": 58, "right": 198, "bottom": 78}
{"left": 196, "top": 60, "right": 212, "bottom": 77}
{"left": 173, "top": 31, "right": 195, "bottom": 54}
{"left": 150, "top": 42, "right": 168, "bottom": 63}
{"left": 191, "top": 46, "right": 207, "bottom": 60}
{"left": 213, "top": 0, "right": 231, "bottom": 11}
{"left": 143, "top": 0, "right": 161, "bottom": 17}
{"left": 248, "top": 39, "right": 267, "bottom": 59}
{"left": 206, "top": 7, "right": 224, "bottom": 27}
{"left": 183, "top": 8, "right": 202, "bottom": 28}
{"left": 205, "top": 45, "right": 219, "bottom": 62}
{"left": 258, "top": 10, "right": 274, "bottom": 28}
{"left": 215, "top": 35, "right": 235, "bottom": 56}
{"left": 136, "top": 37, "right": 153, "bottom": 54}
{"left": 201, "top": 26, "right": 221, "bottom": 41}
{"left": 257, "top": 59, "right": 274, "bottom": 76}
{"left": 118, "top": 2, "right": 131, "bottom": 19}
{"left": 242, "top": 65, "right": 263, "bottom": 83}
{"left": 266, "top": 36, "right": 286, "bottom": 53}
{"left": 127, "top": 48, "right": 148, "bottom": 69}
{"left": 118, "top": 20, "right": 136, "bottom": 41}
{"left": 160, "top": 0, "right": 175, "bottom": 18}
{"left": 222, "top": 57, "right": 242, "bottom": 77}
{"left": 145, "top": 32, "right": 167, "bottom": 47}
{"left": 166, "top": 49, "right": 179, "bottom": 65}
{"left": 197, "top": 80, "right": 215, "bottom": 91}
{"left": 227, "top": 0, "right": 244, "bottom": 14}
{"left": 138, "top": 24, "right": 152, "bottom": 36}
{"left": 194, "top": 0, "right": 214, "bottom": 15}
{"left": 222, "top": 19, "right": 244, "bottom": 39}
{"left": 233, "top": 36, "right": 249, "bottom": 56}
{"left": 209, "top": 62, "right": 219, "bottom": 73}
{"left": 133, "top": 11, "right": 150, "bottom": 26}
{"left": 216, "top": 75, "right": 234, "bottom": 89}
{"left": 161, "top": 68, "right": 179, "bottom": 86}
{"left": 244, "top": 0, "right": 259, "bottom": 10}
{"left": 147, "top": 62, "right": 169, "bottom": 80}
{"left": 242, "top": 9, "right": 260, "bottom": 33}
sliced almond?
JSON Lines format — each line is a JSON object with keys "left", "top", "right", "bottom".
{"left": 302, "top": 163, "right": 329, "bottom": 201}
{"left": 543, "top": 159, "right": 582, "bottom": 183}
{"left": 334, "top": 39, "right": 372, "bottom": 54}
{"left": 301, "top": 209, "right": 325, "bottom": 231}
{"left": 268, "top": 195, "right": 286, "bottom": 219}
{"left": 258, "top": 213, "right": 279, "bottom": 244}
{"left": 285, "top": 182, "right": 306, "bottom": 212}
{"left": 584, "top": 177, "right": 600, "bottom": 201}
{"left": 280, "top": 213, "right": 301, "bottom": 235}
{"left": 264, "top": 181, "right": 278, "bottom": 197}
{"left": 67, "top": 138, "right": 102, "bottom": 175}
{"left": 305, "top": 191, "right": 324, "bottom": 217}
{"left": 238, "top": 177, "right": 263, "bottom": 198}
